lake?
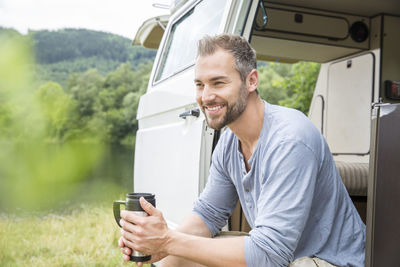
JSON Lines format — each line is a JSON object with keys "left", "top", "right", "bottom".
{"left": 68, "top": 144, "right": 136, "bottom": 206}
{"left": 0, "top": 143, "right": 136, "bottom": 214}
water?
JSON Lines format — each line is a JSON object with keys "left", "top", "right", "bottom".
{"left": 0, "top": 143, "right": 136, "bottom": 214}
{"left": 70, "top": 144, "right": 135, "bottom": 206}
{"left": 90, "top": 144, "right": 134, "bottom": 189}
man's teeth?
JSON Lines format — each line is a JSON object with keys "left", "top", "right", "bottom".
{"left": 207, "top": 105, "right": 223, "bottom": 111}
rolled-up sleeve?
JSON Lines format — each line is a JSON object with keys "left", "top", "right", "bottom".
{"left": 244, "top": 140, "right": 319, "bottom": 267}
{"left": 193, "top": 141, "right": 238, "bottom": 236}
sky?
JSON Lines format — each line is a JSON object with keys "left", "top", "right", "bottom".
{"left": 0, "top": 0, "right": 170, "bottom": 39}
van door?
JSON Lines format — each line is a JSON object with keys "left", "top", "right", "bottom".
{"left": 133, "top": 0, "right": 255, "bottom": 228}
{"left": 366, "top": 103, "right": 400, "bottom": 267}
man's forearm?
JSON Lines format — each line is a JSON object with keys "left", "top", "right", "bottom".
{"left": 161, "top": 213, "right": 211, "bottom": 266}
{"left": 165, "top": 231, "right": 246, "bottom": 267}
{"left": 176, "top": 213, "right": 213, "bottom": 237}
{"left": 161, "top": 213, "right": 246, "bottom": 267}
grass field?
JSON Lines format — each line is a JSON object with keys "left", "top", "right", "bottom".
{"left": 0, "top": 203, "right": 151, "bottom": 266}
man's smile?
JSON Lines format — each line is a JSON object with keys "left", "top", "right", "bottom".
{"left": 204, "top": 104, "right": 226, "bottom": 115}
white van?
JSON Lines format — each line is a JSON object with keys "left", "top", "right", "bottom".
{"left": 133, "top": 1, "right": 400, "bottom": 266}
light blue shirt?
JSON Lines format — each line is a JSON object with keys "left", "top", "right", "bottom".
{"left": 193, "top": 102, "right": 365, "bottom": 267}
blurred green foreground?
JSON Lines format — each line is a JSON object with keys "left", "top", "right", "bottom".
{"left": 0, "top": 31, "right": 141, "bottom": 266}
{"left": 0, "top": 32, "right": 105, "bottom": 212}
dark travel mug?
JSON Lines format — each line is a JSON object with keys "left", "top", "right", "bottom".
{"left": 113, "top": 193, "right": 156, "bottom": 262}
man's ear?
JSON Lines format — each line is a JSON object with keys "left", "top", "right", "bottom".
{"left": 246, "top": 69, "right": 258, "bottom": 93}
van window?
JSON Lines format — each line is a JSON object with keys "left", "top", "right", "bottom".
{"left": 155, "top": 0, "right": 228, "bottom": 83}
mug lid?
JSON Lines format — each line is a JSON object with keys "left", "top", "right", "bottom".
{"left": 126, "top": 193, "right": 155, "bottom": 200}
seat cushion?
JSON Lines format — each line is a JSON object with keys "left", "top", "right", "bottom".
{"left": 335, "top": 161, "right": 369, "bottom": 196}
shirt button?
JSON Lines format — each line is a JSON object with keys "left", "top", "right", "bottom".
{"left": 245, "top": 188, "right": 250, "bottom": 193}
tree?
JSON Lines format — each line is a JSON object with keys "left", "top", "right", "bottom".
{"left": 277, "top": 62, "right": 320, "bottom": 115}
{"left": 35, "top": 82, "right": 77, "bottom": 140}
{"left": 68, "top": 69, "right": 104, "bottom": 117}
{"left": 60, "top": 62, "right": 152, "bottom": 144}
{"left": 257, "top": 62, "right": 292, "bottom": 104}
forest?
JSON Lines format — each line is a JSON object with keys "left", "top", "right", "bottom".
{"left": 0, "top": 27, "right": 320, "bottom": 146}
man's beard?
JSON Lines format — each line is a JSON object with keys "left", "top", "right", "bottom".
{"left": 203, "top": 83, "right": 248, "bottom": 130}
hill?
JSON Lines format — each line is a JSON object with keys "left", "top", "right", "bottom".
{"left": 0, "top": 27, "right": 157, "bottom": 86}
{"left": 1, "top": 27, "right": 156, "bottom": 145}
{"left": 32, "top": 28, "right": 157, "bottom": 86}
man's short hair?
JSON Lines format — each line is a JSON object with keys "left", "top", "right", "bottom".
{"left": 197, "top": 34, "right": 257, "bottom": 83}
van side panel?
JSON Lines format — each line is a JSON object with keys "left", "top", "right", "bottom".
{"left": 381, "top": 16, "right": 400, "bottom": 102}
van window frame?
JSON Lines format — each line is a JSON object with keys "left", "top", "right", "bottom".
{"left": 151, "top": 0, "right": 230, "bottom": 86}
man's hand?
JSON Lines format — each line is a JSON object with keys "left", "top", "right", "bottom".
{"left": 118, "top": 237, "right": 131, "bottom": 262}
{"left": 119, "top": 197, "right": 170, "bottom": 265}
{"left": 118, "top": 237, "right": 167, "bottom": 266}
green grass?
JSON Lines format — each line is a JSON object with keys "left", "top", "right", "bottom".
{"left": 0, "top": 204, "right": 151, "bottom": 266}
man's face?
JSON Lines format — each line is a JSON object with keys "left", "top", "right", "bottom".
{"left": 194, "top": 49, "right": 248, "bottom": 130}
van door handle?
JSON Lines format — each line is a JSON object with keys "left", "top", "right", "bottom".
{"left": 179, "top": 108, "right": 200, "bottom": 119}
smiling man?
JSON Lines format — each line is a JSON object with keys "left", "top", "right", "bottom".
{"left": 118, "top": 34, "right": 365, "bottom": 267}
{"left": 194, "top": 48, "right": 251, "bottom": 132}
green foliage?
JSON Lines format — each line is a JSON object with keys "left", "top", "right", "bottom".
{"left": 277, "top": 62, "right": 321, "bottom": 114}
{"left": 0, "top": 27, "right": 40, "bottom": 140}
{"left": 35, "top": 56, "right": 122, "bottom": 87}
{"left": 68, "top": 69, "right": 104, "bottom": 116}
{"left": 257, "top": 61, "right": 320, "bottom": 114}
{"left": 257, "top": 62, "right": 292, "bottom": 104}
{"left": 64, "top": 62, "right": 152, "bottom": 144}
{"left": 35, "top": 82, "right": 76, "bottom": 140}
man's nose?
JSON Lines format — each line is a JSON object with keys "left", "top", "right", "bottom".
{"left": 202, "top": 85, "right": 216, "bottom": 102}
